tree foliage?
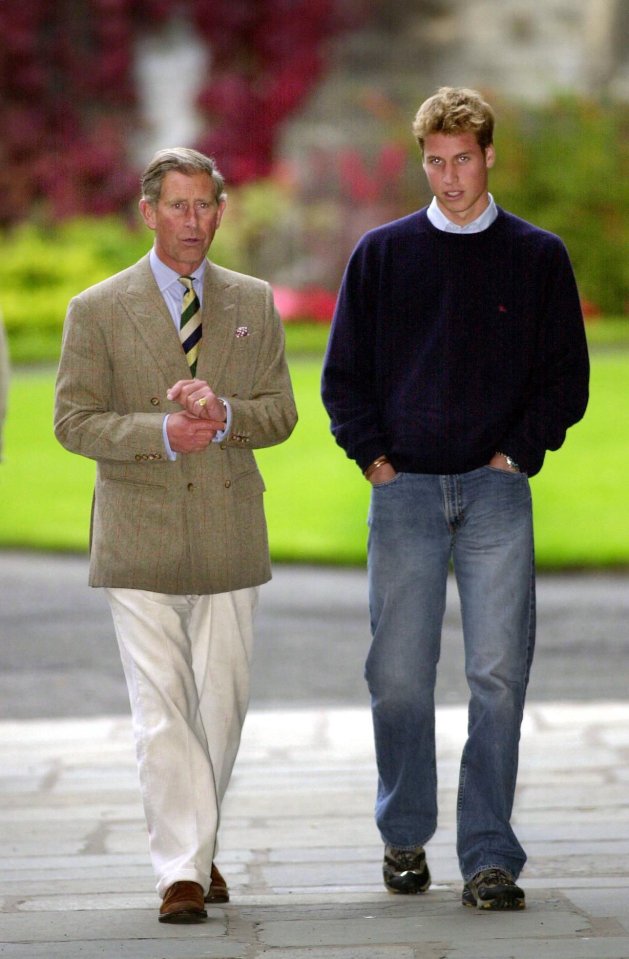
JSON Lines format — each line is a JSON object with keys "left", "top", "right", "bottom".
{"left": 491, "top": 96, "right": 628, "bottom": 316}
{"left": 0, "top": 0, "right": 357, "bottom": 223}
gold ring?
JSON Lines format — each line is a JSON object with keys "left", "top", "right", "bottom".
{"left": 197, "top": 397, "right": 207, "bottom": 407}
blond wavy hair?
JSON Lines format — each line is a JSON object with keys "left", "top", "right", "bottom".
{"left": 412, "top": 87, "right": 495, "bottom": 154}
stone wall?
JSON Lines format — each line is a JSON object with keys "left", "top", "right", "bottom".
{"left": 279, "top": 0, "right": 628, "bottom": 159}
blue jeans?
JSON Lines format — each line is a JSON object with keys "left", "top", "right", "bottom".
{"left": 365, "top": 467, "right": 535, "bottom": 881}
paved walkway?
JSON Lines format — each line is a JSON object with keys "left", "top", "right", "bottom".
{"left": 2, "top": 702, "right": 629, "bottom": 957}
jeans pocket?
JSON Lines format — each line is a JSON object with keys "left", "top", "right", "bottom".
{"left": 484, "top": 465, "right": 525, "bottom": 479}
{"left": 372, "top": 471, "right": 403, "bottom": 489}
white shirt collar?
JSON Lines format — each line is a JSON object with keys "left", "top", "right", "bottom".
{"left": 149, "top": 247, "right": 207, "bottom": 297}
{"left": 427, "top": 194, "right": 498, "bottom": 234}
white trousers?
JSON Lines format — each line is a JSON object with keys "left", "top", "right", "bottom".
{"left": 105, "top": 585, "right": 258, "bottom": 898}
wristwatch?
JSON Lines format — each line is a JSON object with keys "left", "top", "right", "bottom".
{"left": 496, "top": 451, "right": 520, "bottom": 472}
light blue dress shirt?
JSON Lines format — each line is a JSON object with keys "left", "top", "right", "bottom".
{"left": 427, "top": 193, "right": 498, "bottom": 233}
{"left": 148, "top": 249, "right": 232, "bottom": 459}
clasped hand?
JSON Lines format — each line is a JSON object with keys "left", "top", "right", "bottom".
{"left": 166, "top": 378, "right": 227, "bottom": 453}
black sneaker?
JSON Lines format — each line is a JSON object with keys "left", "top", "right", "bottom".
{"left": 462, "top": 868, "right": 525, "bottom": 910}
{"left": 383, "top": 844, "right": 431, "bottom": 894}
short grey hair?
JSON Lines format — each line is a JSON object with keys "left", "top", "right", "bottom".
{"left": 140, "top": 147, "right": 226, "bottom": 206}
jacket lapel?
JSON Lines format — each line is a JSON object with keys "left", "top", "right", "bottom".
{"left": 118, "top": 255, "right": 190, "bottom": 383}
{"left": 197, "top": 262, "right": 240, "bottom": 386}
{"left": 117, "top": 256, "right": 240, "bottom": 387}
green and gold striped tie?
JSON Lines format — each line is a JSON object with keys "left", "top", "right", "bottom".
{"left": 178, "top": 275, "right": 201, "bottom": 376}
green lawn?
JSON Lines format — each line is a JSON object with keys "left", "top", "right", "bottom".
{"left": 1, "top": 341, "right": 628, "bottom": 568}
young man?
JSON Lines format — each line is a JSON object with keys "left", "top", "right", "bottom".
{"left": 55, "top": 148, "right": 297, "bottom": 922}
{"left": 321, "top": 87, "right": 589, "bottom": 910}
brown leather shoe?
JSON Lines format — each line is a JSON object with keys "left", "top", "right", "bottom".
{"left": 204, "top": 862, "right": 229, "bottom": 903}
{"left": 159, "top": 881, "right": 207, "bottom": 923}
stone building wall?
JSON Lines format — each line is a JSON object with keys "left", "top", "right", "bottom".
{"left": 279, "top": 0, "right": 628, "bottom": 159}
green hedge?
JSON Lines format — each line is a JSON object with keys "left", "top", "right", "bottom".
{"left": 1, "top": 95, "right": 627, "bottom": 364}
{"left": 0, "top": 218, "right": 151, "bottom": 363}
{"left": 1, "top": 212, "right": 627, "bottom": 365}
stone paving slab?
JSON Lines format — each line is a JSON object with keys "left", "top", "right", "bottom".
{"left": 0, "top": 946, "right": 247, "bottom": 959}
{"left": 1, "top": 704, "right": 629, "bottom": 958}
{"left": 255, "top": 910, "right": 584, "bottom": 949}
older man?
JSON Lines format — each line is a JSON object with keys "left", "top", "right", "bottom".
{"left": 55, "top": 147, "right": 297, "bottom": 922}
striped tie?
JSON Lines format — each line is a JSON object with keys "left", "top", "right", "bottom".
{"left": 178, "top": 275, "right": 202, "bottom": 376}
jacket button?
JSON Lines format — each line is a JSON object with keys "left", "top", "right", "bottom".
{"left": 187, "top": 483, "right": 195, "bottom": 492}
{"left": 150, "top": 397, "right": 160, "bottom": 406}
{"left": 224, "top": 480, "right": 231, "bottom": 488}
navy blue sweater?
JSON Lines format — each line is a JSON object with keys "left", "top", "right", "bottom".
{"left": 321, "top": 207, "right": 589, "bottom": 477}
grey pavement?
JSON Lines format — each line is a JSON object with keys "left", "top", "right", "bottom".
{"left": 1, "top": 554, "right": 629, "bottom": 956}
{"left": 2, "top": 704, "right": 629, "bottom": 957}
{"left": 2, "top": 552, "right": 629, "bottom": 717}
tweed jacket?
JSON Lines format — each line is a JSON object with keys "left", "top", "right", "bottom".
{"left": 54, "top": 254, "right": 297, "bottom": 594}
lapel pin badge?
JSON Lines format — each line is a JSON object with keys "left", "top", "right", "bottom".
{"left": 235, "top": 326, "right": 249, "bottom": 338}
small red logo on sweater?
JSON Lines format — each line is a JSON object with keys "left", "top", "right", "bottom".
{"left": 498, "top": 304, "right": 507, "bottom": 313}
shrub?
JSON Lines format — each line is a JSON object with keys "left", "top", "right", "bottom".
{"left": 0, "top": 218, "right": 150, "bottom": 363}
{"left": 490, "top": 96, "right": 629, "bottom": 315}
